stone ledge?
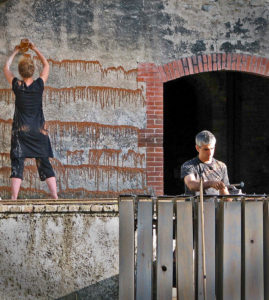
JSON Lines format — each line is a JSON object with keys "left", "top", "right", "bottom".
{"left": 0, "top": 204, "right": 119, "bottom": 214}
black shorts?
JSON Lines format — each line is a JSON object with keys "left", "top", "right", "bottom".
{"left": 10, "top": 157, "right": 55, "bottom": 181}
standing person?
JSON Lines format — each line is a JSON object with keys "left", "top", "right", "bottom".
{"left": 3, "top": 41, "right": 58, "bottom": 200}
{"left": 181, "top": 130, "right": 230, "bottom": 196}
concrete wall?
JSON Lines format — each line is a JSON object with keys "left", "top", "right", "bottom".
{"left": 0, "top": 0, "right": 268, "bottom": 198}
{"left": 0, "top": 202, "right": 119, "bottom": 299}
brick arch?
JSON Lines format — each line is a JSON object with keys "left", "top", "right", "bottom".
{"left": 137, "top": 53, "right": 269, "bottom": 196}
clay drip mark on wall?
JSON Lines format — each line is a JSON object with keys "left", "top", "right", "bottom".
{"left": 44, "top": 86, "right": 145, "bottom": 108}
{"left": 0, "top": 120, "right": 139, "bottom": 146}
{"left": 57, "top": 164, "right": 146, "bottom": 192}
{"left": 122, "top": 149, "right": 145, "bottom": 168}
{"left": 0, "top": 153, "right": 10, "bottom": 166}
{"left": 0, "top": 119, "right": 12, "bottom": 142}
{"left": 88, "top": 149, "right": 145, "bottom": 168}
{"left": 35, "top": 58, "right": 138, "bottom": 80}
{"left": 0, "top": 155, "right": 146, "bottom": 195}
{"left": 46, "top": 120, "right": 139, "bottom": 147}
{"left": 0, "top": 89, "right": 14, "bottom": 104}
{"left": 0, "top": 163, "right": 146, "bottom": 193}
{"left": 88, "top": 149, "right": 121, "bottom": 166}
{"left": 67, "top": 150, "right": 84, "bottom": 165}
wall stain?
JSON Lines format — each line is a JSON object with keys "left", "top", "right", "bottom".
{"left": 44, "top": 86, "right": 145, "bottom": 108}
{"left": 35, "top": 58, "right": 138, "bottom": 80}
{"left": 0, "top": 86, "right": 145, "bottom": 108}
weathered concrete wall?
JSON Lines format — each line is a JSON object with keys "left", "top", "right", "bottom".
{"left": 0, "top": 203, "right": 119, "bottom": 299}
{"left": 0, "top": 0, "right": 268, "bottom": 198}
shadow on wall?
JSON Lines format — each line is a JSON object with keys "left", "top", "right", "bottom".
{"left": 56, "top": 275, "right": 118, "bottom": 300}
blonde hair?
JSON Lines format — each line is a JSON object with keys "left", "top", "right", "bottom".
{"left": 18, "top": 56, "right": 35, "bottom": 78}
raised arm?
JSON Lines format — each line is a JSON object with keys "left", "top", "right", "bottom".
{"left": 29, "top": 42, "right": 49, "bottom": 84}
{"left": 3, "top": 46, "right": 20, "bottom": 85}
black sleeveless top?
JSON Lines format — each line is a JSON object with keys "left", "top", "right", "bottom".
{"left": 10, "top": 77, "right": 53, "bottom": 158}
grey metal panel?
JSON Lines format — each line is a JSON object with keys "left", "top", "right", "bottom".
{"left": 197, "top": 202, "right": 215, "bottom": 300}
{"left": 176, "top": 201, "right": 195, "bottom": 300}
{"left": 243, "top": 201, "right": 264, "bottom": 300}
{"left": 264, "top": 201, "right": 269, "bottom": 300}
{"left": 119, "top": 196, "right": 135, "bottom": 300}
{"left": 156, "top": 199, "right": 174, "bottom": 300}
{"left": 136, "top": 197, "right": 153, "bottom": 300}
{"left": 221, "top": 202, "right": 241, "bottom": 300}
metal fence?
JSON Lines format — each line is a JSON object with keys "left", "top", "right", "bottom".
{"left": 119, "top": 195, "right": 269, "bottom": 300}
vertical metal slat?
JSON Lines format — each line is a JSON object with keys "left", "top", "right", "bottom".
{"left": 243, "top": 201, "right": 264, "bottom": 300}
{"left": 264, "top": 201, "right": 269, "bottom": 300}
{"left": 220, "top": 201, "right": 241, "bottom": 300}
{"left": 119, "top": 196, "right": 135, "bottom": 300}
{"left": 176, "top": 200, "right": 195, "bottom": 300}
{"left": 136, "top": 196, "right": 153, "bottom": 300}
{"left": 197, "top": 201, "right": 215, "bottom": 300}
{"left": 156, "top": 198, "right": 174, "bottom": 300}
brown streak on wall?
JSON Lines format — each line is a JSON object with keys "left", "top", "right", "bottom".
{"left": 33, "top": 57, "right": 138, "bottom": 79}
{"left": 44, "top": 86, "right": 145, "bottom": 108}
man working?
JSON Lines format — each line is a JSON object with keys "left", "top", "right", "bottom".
{"left": 181, "top": 130, "right": 230, "bottom": 196}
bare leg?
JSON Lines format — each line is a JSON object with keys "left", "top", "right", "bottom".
{"left": 11, "top": 178, "right": 22, "bottom": 200}
{"left": 46, "top": 176, "right": 58, "bottom": 199}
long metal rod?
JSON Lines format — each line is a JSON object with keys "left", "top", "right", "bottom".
{"left": 200, "top": 178, "right": 207, "bottom": 300}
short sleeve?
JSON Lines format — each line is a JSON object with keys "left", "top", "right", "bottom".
{"left": 12, "top": 77, "right": 18, "bottom": 92}
{"left": 181, "top": 160, "right": 196, "bottom": 179}
{"left": 36, "top": 77, "right": 44, "bottom": 91}
{"left": 222, "top": 164, "right": 230, "bottom": 186}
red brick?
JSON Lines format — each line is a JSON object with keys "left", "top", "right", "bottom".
{"left": 157, "top": 66, "right": 167, "bottom": 82}
{"left": 163, "top": 64, "right": 172, "bottom": 81}
{"left": 182, "top": 58, "right": 190, "bottom": 75}
{"left": 265, "top": 61, "right": 269, "bottom": 76}
{"left": 147, "top": 161, "right": 163, "bottom": 167}
{"left": 217, "top": 53, "right": 222, "bottom": 70}
{"left": 177, "top": 60, "right": 185, "bottom": 76}
{"left": 245, "top": 56, "right": 252, "bottom": 72}
{"left": 208, "top": 55, "right": 212, "bottom": 71}
{"left": 260, "top": 58, "right": 267, "bottom": 74}
{"left": 168, "top": 62, "right": 176, "bottom": 80}
{"left": 203, "top": 54, "right": 208, "bottom": 72}
{"left": 154, "top": 111, "right": 163, "bottom": 115}
{"left": 236, "top": 54, "right": 242, "bottom": 71}
{"left": 212, "top": 53, "right": 217, "bottom": 71}
{"left": 187, "top": 57, "right": 194, "bottom": 75}
{"left": 222, "top": 53, "right": 227, "bottom": 70}
{"left": 154, "top": 119, "right": 163, "bottom": 125}
{"left": 172, "top": 61, "right": 181, "bottom": 78}
{"left": 241, "top": 55, "right": 247, "bottom": 72}
{"left": 230, "top": 54, "right": 235, "bottom": 70}
{"left": 226, "top": 53, "right": 232, "bottom": 70}
{"left": 250, "top": 56, "right": 257, "bottom": 73}
{"left": 154, "top": 167, "right": 163, "bottom": 172}
{"left": 255, "top": 57, "right": 261, "bottom": 73}
{"left": 197, "top": 55, "right": 204, "bottom": 73}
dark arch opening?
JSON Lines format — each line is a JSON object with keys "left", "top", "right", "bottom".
{"left": 164, "top": 71, "right": 269, "bottom": 195}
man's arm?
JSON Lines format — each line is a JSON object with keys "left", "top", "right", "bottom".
{"left": 184, "top": 173, "right": 229, "bottom": 194}
{"left": 3, "top": 46, "right": 20, "bottom": 85}
{"left": 29, "top": 42, "right": 49, "bottom": 84}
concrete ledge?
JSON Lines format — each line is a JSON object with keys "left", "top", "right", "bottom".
{"left": 0, "top": 199, "right": 119, "bottom": 214}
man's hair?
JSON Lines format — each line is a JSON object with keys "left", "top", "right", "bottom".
{"left": 195, "top": 130, "right": 216, "bottom": 147}
{"left": 18, "top": 56, "right": 35, "bottom": 78}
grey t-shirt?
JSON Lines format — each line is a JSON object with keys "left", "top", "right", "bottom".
{"left": 181, "top": 157, "right": 230, "bottom": 195}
